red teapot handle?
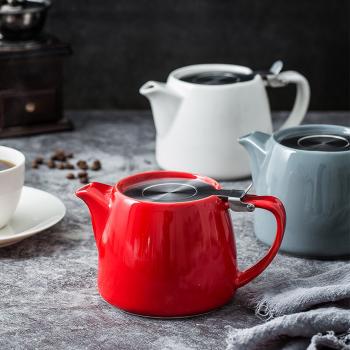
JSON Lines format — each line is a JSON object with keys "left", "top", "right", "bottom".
{"left": 235, "top": 194, "right": 286, "bottom": 288}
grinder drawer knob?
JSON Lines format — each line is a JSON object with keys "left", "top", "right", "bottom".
{"left": 25, "top": 102, "right": 36, "bottom": 113}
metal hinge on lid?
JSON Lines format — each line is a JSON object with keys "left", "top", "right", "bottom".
{"left": 262, "top": 60, "right": 287, "bottom": 88}
{"left": 227, "top": 183, "right": 255, "bottom": 212}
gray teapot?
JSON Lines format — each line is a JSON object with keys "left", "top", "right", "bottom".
{"left": 239, "top": 124, "right": 350, "bottom": 258}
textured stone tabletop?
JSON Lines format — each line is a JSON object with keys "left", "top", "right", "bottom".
{"left": 0, "top": 111, "right": 349, "bottom": 350}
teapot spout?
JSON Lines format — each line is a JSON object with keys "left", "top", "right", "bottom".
{"left": 239, "top": 131, "right": 270, "bottom": 181}
{"left": 75, "top": 182, "right": 113, "bottom": 248}
{"left": 140, "top": 81, "right": 182, "bottom": 137}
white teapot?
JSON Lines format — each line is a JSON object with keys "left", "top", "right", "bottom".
{"left": 140, "top": 62, "right": 310, "bottom": 179}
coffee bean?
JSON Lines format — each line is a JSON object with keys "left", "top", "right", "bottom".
{"left": 51, "top": 154, "right": 65, "bottom": 161}
{"left": 52, "top": 149, "right": 67, "bottom": 162}
{"left": 66, "top": 152, "right": 74, "bottom": 159}
{"left": 47, "top": 160, "right": 56, "bottom": 169}
{"left": 79, "top": 176, "right": 89, "bottom": 184}
{"left": 91, "top": 160, "right": 101, "bottom": 171}
{"left": 78, "top": 171, "right": 88, "bottom": 178}
{"left": 35, "top": 157, "right": 44, "bottom": 164}
{"left": 65, "top": 163, "right": 74, "bottom": 170}
{"left": 77, "top": 160, "right": 88, "bottom": 170}
{"left": 66, "top": 173, "right": 75, "bottom": 180}
{"left": 32, "top": 160, "right": 39, "bottom": 169}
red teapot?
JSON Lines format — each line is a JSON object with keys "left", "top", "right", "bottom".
{"left": 76, "top": 171, "right": 285, "bottom": 317}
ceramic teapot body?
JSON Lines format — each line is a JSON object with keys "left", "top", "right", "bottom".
{"left": 140, "top": 64, "right": 310, "bottom": 179}
{"left": 240, "top": 125, "right": 350, "bottom": 257}
{"left": 76, "top": 171, "right": 286, "bottom": 317}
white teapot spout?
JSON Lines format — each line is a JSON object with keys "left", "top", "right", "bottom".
{"left": 140, "top": 81, "right": 182, "bottom": 137}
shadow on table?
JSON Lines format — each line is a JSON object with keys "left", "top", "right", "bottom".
{"left": 0, "top": 220, "right": 83, "bottom": 259}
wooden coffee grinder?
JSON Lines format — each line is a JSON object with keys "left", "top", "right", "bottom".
{"left": 0, "top": 0, "right": 72, "bottom": 138}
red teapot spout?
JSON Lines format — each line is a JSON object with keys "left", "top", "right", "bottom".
{"left": 76, "top": 182, "right": 113, "bottom": 247}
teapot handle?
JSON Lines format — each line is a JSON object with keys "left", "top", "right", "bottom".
{"left": 267, "top": 71, "right": 310, "bottom": 130}
{"left": 235, "top": 194, "right": 286, "bottom": 288}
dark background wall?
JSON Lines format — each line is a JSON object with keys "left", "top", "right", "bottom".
{"left": 46, "top": 0, "right": 349, "bottom": 110}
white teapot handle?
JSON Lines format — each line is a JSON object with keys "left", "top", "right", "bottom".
{"left": 267, "top": 70, "right": 310, "bottom": 130}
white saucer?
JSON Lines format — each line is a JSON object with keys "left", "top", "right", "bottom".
{"left": 0, "top": 186, "right": 66, "bottom": 247}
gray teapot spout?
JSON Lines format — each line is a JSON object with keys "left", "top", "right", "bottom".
{"left": 239, "top": 131, "right": 271, "bottom": 180}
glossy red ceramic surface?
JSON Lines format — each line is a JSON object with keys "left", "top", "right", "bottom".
{"left": 76, "top": 171, "right": 286, "bottom": 317}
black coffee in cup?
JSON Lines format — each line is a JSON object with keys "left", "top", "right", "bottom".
{"left": 180, "top": 71, "right": 254, "bottom": 85}
{"left": 280, "top": 134, "right": 350, "bottom": 152}
{"left": 0, "top": 159, "right": 14, "bottom": 171}
{"left": 124, "top": 178, "right": 216, "bottom": 203}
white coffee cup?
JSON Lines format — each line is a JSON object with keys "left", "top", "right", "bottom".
{"left": 0, "top": 146, "right": 25, "bottom": 229}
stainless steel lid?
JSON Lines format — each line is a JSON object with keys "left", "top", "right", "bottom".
{"left": 297, "top": 134, "right": 350, "bottom": 151}
{"left": 123, "top": 177, "right": 246, "bottom": 202}
{"left": 180, "top": 71, "right": 254, "bottom": 85}
{"left": 279, "top": 130, "right": 350, "bottom": 152}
